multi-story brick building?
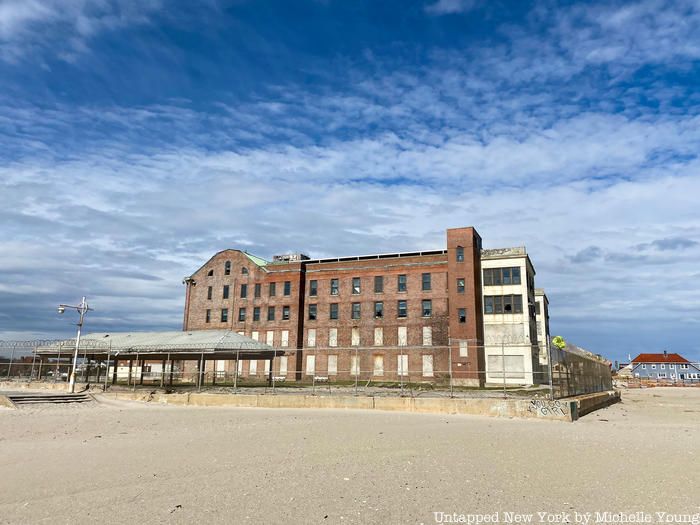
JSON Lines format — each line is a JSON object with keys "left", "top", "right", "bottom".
{"left": 183, "top": 227, "right": 485, "bottom": 386}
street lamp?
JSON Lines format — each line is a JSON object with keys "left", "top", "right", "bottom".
{"left": 57, "top": 296, "right": 92, "bottom": 393}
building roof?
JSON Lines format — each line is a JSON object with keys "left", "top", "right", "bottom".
{"left": 37, "top": 330, "right": 276, "bottom": 355}
{"left": 631, "top": 353, "right": 690, "bottom": 364}
{"left": 243, "top": 252, "right": 269, "bottom": 267}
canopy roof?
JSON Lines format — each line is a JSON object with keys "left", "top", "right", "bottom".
{"left": 36, "top": 330, "right": 278, "bottom": 358}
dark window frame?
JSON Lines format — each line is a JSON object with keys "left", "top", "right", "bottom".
{"left": 330, "top": 278, "right": 339, "bottom": 296}
{"left": 205, "top": 309, "right": 211, "bottom": 323}
{"left": 309, "top": 280, "right": 318, "bottom": 297}
{"left": 221, "top": 308, "right": 228, "bottom": 323}
{"left": 330, "top": 303, "right": 339, "bottom": 320}
{"left": 422, "top": 299, "right": 432, "bottom": 317}
{"left": 374, "top": 301, "right": 384, "bottom": 318}
{"left": 456, "top": 246, "right": 464, "bottom": 262}
{"left": 374, "top": 276, "right": 384, "bottom": 293}
{"left": 352, "top": 302, "right": 361, "bottom": 319}
{"left": 269, "top": 282, "right": 276, "bottom": 297}
{"left": 308, "top": 304, "right": 317, "bottom": 320}
{"left": 282, "top": 305, "right": 290, "bottom": 321}
{"left": 397, "top": 274, "right": 407, "bottom": 293}
{"left": 422, "top": 273, "right": 431, "bottom": 291}
{"left": 238, "top": 308, "right": 246, "bottom": 322}
{"left": 222, "top": 285, "right": 229, "bottom": 299}
{"left": 240, "top": 284, "right": 247, "bottom": 298}
{"left": 253, "top": 307, "right": 260, "bottom": 322}
{"left": 283, "top": 281, "right": 291, "bottom": 296}
{"left": 352, "top": 277, "right": 361, "bottom": 295}
{"left": 224, "top": 261, "right": 231, "bottom": 275}
{"left": 267, "top": 306, "right": 275, "bottom": 321}
{"left": 254, "top": 283, "right": 261, "bottom": 298}
{"left": 397, "top": 300, "right": 408, "bottom": 318}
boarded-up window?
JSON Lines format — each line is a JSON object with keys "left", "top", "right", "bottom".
{"left": 373, "top": 355, "right": 384, "bottom": 376}
{"left": 306, "top": 355, "right": 316, "bottom": 376}
{"left": 397, "top": 354, "right": 408, "bottom": 376}
{"left": 374, "top": 327, "right": 383, "bottom": 346}
{"left": 307, "top": 328, "right": 316, "bottom": 348}
{"left": 266, "top": 331, "right": 274, "bottom": 346}
{"left": 236, "top": 331, "right": 245, "bottom": 336}
{"left": 351, "top": 327, "right": 360, "bottom": 346}
{"left": 279, "top": 356, "right": 288, "bottom": 376}
{"left": 487, "top": 355, "right": 525, "bottom": 379}
{"left": 422, "top": 355, "right": 434, "bottom": 377}
{"left": 328, "top": 355, "right": 338, "bottom": 375}
{"left": 422, "top": 326, "right": 432, "bottom": 346}
{"left": 398, "top": 326, "right": 408, "bottom": 346}
{"left": 264, "top": 360, "right": 271, "bottom": 374}
{"left": 351, "top": 355, "right": 360, "bottom": 376}
{"left": 281, "top": 330, "right": 289, "bottom": 347}
{"left": 329, "top": 328, "right": 338, "bottom": 347}
{"left": 216, "top": 360, "right": 225, "bottom": 372}
{"left": 237, "top": 359, "right": 243, "bottom": 376}
{"left": 251, "top": 331, "right": 259, "bottom": 342}
{"left": 249, "top": 360, "right": 258, "bottom": 375}
{"left": 459, "top": 341, "right": 468, "bottom": 357}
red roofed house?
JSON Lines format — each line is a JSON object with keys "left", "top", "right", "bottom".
{"left": 631, "top": 351, "right": 700, "bottom": 382}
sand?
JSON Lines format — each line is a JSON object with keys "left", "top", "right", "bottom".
{"left": 0, "top": 388, "right": 698, "bottom": 524}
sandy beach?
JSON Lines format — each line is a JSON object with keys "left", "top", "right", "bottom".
{"left": 1, "top": 388, "right": 698, "bottom": 524}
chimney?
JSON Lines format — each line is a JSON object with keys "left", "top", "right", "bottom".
{"left": 663, "top": 350, "right": 668, "bottom": 358}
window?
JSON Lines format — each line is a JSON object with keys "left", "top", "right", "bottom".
{"left": 329, "top": 328, "right": 338, "bottom": 347}
{"left": 253, "top": 307, "right": 261, "bottom": 321}
{"left": 283, "top": 281, "right": 291, "bottom": 296}
{"left": 330, "top": 278, "right": 339, "bottom": 295}
{"left": 221, "top": 308, "right": 228, "bottom": 322}
{"left": 307, "top": 328, "right": 316, "bottom": 347}
{"left": 282, "top": 306, "right": 290, "bottom": 320}
{"left": 457, "top": 278, "right": 465, "bottom": 293}
{"left": 328, "top": 355, "right": 338, "bottom": 375}
{"left": 398, "top": 326, "right": 407, "bottom": 346}
{"left": 483, "top": 267, "right": 522, "bottom": 286}
{"left": 669, "top": 364, "right": 675, "bottom": 369}
{"left": 207, "top": 269, "right": 214, "bottom": 277}
{"left": 251, "top": 331, "right": 259, "bottom": 341}
{"left": 351, "top": 355, "right": 360, "bottom": 375}
{"left": 254, "top": 283, "right": 261, "bottom": 298}
{"left": 238, "top": 308, "right": 246, "bottom": 322}
{"left": 458, "top": 308, "right": 466, "bottom": 323}
{"left": 222, "top": 285, "right": 229, "bottom": 299}
{"left": 422, "top": 300, "right": 432, "bottom": 317}
{"left": 352, "top": 302, "right": 361, "bottom": 319}
{"left": 459, "top": 341, "right": 468, "bottom": 357}
{"left": 205, "top": 309, "right": 211, "bottom": 323}
{"left": 330, "top": 303, "right": 339, "bottom": 320}
{"left": 309, "top": 280, "right": 318, "bottom": 296}
{"left": 241, "top": 267, "right": 248, "bottom": 275}
{"left": 680, "top": 364, "right": 689, "bottom": 369}
{"left": 641, "top": 364, "right": 646, "bottom": 369}
{"left": 374, "top": 301, "right": 384, "bottom": 318}
{"left": 269, "top": 282, "right": 276, "bottom": 297}
{"left": 397, "top": 274, "right": 407, "bottom": 292}
{"left": 422, "top": 327, "right": 432, "bottom": 346}
{"left": 374, "top": 327, "right": 383, "bottom": 346}
{"left": 308, "top": 304, "right": 317, "bottom": 320}
{"left": 456, "top": 246, "right": 464, "bottom": 262}
{"left": 373, "top": 355, "right": 384, "bottom": 376}
{"left": 397, "top": 354, "right": 408, "bottom": 376}
{"left": 266, "top": 331, "right": 274, "bottom": 346}
{"left": 351, "top": 327, "right": 360, "bottom": 346}
{"left": 535, "top": 302, "right": 541, "bottom": 315}
{"left": 224, "top": 261, "right": 231, "bottom": 275}
{"left": 422, "top": 273, "right": 431, "bottom": 291}
{"left": 281, "top": 330, "right": 289, "bottom": 347}
{"left": 207, "top": 286, "right": 212, "bottom": 300}
{"left": 374, "top": 276, "right": 384, "bottom": 293}
{"left": 352, "top": 277, "right": 361, "bottom": 294}
{"left": 483, "top": 295, "right": 523, "bottom": 314}
{"left": 267, "top": 306, "right": 275, "bottom": 321}
{"left": 422, "top": 355, "right": 434, "bottom": 377}
{"left": 306, "top": 355, "right": 315, "bottom": 376}
{"left": 661, "top": 364, "right": 665, "bottom": 369}
{"left": 240, "top": 284, "right": 247, "bottom": 298}
{"left": 397, "top": 300, "right": 407, "bottom": 318}
{"left": 249, "top": 360, "right": 257, "bottom": 375}
{"left": 651, "top": 364, "right": 656, "bottom": 369}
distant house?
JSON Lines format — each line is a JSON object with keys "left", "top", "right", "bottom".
{"left": 631, "top": 352, "right": 700, "bottom": 382}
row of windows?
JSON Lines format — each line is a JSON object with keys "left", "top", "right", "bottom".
{"left": 306, "top": 326, "right": 436, "bottom": 348}
{"left": 207, "top": 261, "right": 249, "bottom": 277}
{"left": 309, "top": 273, "right": 434, "bottom": 296}
{"left": 207, "top": 281, "right": 292, "bottom": 300}
{"left": 484, "top": 295, "right": 523, "bottom": 314}
{"left": 483, "top": 267, "right": 521, "bottom": 286}
{"left": 207, "top": 276, "right": 471, "bottom": 301}
{"left": 308, "top": 300, "right": 433, "bottom": 320}
{"left": 640, "top": 363, "right": 690, "bottom": 369}
{"left": 208, "top": 306, "right": 291, "bottom": 323}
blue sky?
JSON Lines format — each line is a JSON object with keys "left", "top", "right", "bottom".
{"left": 1, "top": 0, "right": 699, "bottom": 363}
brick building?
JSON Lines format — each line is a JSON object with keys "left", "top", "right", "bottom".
{"left": 183, "top": 227, "right": 485, "bottom": 386}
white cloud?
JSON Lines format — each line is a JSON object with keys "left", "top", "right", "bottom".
{"left": 425, "top": 0, "right": 479, "bottom": 15}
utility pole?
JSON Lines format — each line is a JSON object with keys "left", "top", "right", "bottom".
{"left": 57, "top": 297, "right": 92, "bottom": 394}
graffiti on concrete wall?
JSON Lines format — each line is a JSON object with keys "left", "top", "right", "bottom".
{"left": 528, "top": 399, "right": 569, "bottom": 417}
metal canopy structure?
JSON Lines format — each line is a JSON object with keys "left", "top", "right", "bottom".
{"left": 35, "top": 330, "right": 280, "bottom": 360}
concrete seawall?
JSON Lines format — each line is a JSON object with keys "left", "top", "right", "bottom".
{"left": 97, "top": 390, "right": 620, "bottom": 421}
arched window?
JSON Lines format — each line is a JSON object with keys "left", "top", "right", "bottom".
{"left": 242, "top": 267, "right": 248, "bottom": 275}
{"left": 224, "top": 261, "right": 231, "bottom": 275}
{"left": 207, "top": 269, "right": 214, "bottom": 277}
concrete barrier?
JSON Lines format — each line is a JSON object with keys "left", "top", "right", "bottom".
{"left": 574, "top": 390, "right": 621, "bottom": 417}
{"left": 0, "top": 395, "right": 15, "bottom": 409}
{"left": 97, "top": 391, "right": 584, "bottom": 421}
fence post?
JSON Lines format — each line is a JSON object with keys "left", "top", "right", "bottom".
{"left": 7, "top": 348, "right": 14, "bottom": 379}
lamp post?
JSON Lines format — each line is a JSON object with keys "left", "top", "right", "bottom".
{"left": 57, "top": 297, "right": 92, "bottom": 393}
